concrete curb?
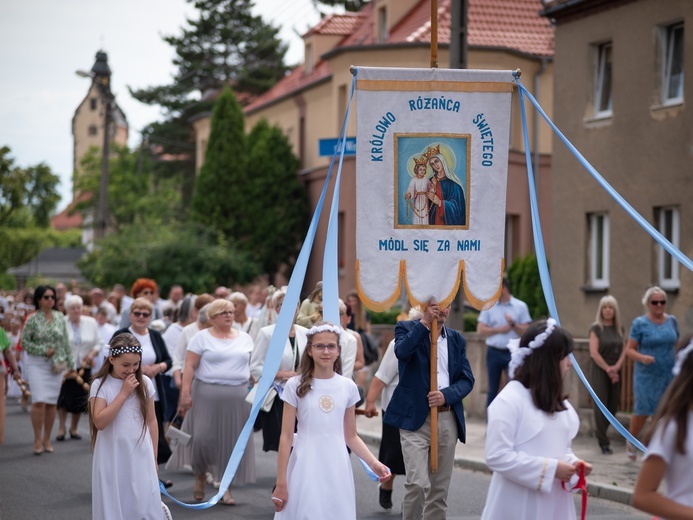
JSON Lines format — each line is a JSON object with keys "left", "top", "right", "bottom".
{"left": 359, "top": 429, "right": 634, "bottom": 507}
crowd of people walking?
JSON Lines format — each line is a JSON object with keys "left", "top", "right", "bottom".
{"left": 1, "top": 280, "right": 692, "bottom": 519}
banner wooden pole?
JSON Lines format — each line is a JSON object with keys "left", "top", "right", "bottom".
{"left": 430, "top": 0, "right": 439, "bottom": 68}
{"left": 430, "top": 316, "right": 439, "bottom": 473}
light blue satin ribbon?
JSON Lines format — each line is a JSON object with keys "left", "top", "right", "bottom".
{"left": 514, "top": 72, "right": 693, "bottom": 453}
{"left": 161, "top": 70, "right": 378, "bottom": 507}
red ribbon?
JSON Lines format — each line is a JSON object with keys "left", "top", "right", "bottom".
{"left": 562, "top": 462, "right": 588, "bottom": 520}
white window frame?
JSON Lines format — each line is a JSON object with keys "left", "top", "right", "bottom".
{"left": 594, "top": 42, "right": 613, "bottom": 117}
{"left": 662, "top": 23, "right": 684, "bottom": 105}
{"left": 588, "top": 213, "right": 610, "bottom": 289}
{"left": 657, "top": 206, "right": 680, "bottom": 290}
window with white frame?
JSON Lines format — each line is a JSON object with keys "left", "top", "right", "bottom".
{"left": 656, "top": 206, "right": 680, "bottom": 289}
{"left": 588, "top": 213, "right": 610, "bottom": 288}
{"left": 377, "top": 6, "right": 387, "bottom": 43}
{"left": 594, "top": 42, "right": 613, "bottom": 117}
{"left": 662, "top": 23, "right": 684, "bottom": 104}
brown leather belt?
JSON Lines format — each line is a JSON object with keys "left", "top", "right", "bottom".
{"left": 437, "top": 405, "right": 451, "bottom": 412}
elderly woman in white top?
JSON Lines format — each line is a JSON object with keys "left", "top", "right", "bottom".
{"left": 172, "top": 298, "right": 255, "bottom": 505}
{"left": 57, "top": 295, "right": 102, "bottom": 441}
{"left": 250, "top": 290, "right": 309, "bottom": 452}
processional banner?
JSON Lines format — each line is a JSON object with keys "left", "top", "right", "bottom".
{"left": 355, "top": 67, "right": 514, "bottom": 311}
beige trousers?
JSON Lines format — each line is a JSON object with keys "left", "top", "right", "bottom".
{"left": 399, "top": 411, "right": 458, "bottom": 520}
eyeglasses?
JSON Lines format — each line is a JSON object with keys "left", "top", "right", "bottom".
{"left": 215, "top": 310, "right": 235, "bottom": 317}
{"left": 311, "top": 343, "right": 339, "bottom": 352}
{"left": 650, "top": 300, "right": 666, "bottom": 306}
{"left": 42, "top": 294, "right": 56, "bottom": 300}
{"left": 132, "top": 311, "right": 152, "bottom": 318}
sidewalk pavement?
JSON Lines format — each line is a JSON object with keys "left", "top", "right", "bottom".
{"left": 356, "top": 411, "right": 643, "bottom": 506}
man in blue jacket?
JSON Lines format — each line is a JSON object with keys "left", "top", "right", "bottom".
{"left": 384, "top": 301, "right": 474, "bottom": 520}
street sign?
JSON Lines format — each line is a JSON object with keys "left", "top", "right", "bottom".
{"left": 319, "top": 137, "right": 356, "bottom": 157}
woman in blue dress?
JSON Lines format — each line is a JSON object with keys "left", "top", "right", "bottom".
{"left": 625, "top": 286, "right": 679, "bottom": 460}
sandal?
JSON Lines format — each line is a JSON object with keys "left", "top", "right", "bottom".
{"left": 194, "top": 476, "right": 206, "bottom": 502}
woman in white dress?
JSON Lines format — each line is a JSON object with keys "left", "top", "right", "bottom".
{"left": 632, "top": 336, "right": 693, "bottom": 518}
{"left": 89, "top": 332, "right": 161, "bottom": 520}
{"left": 481, "top": 319, "right": 592, "bottom": 520}
{"left": 272, "top": 322, "right": 391, "bottom": 518}
{"left": 173, "top": 298, "right": 256, "bottom": 505}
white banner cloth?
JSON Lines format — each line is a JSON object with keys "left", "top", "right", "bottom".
{"left": 355, "top": 67, "right": 513, "bottom": 311}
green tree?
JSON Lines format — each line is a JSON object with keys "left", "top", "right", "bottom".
{"left": 130, "top": 0, "right": 287, "bottom": 112}
{"left": 314, "top": 0, "right": 368, "bottom": 12}
{"left": 74, "top": 144, "right": 182, "bottom": 231}
{"left": 0, "top": 146, "right": 61, "bottom": 227}
{"left": 190, "top": 87, "right": 246, "bottom": 235}
{"left": 507, "top": 254, "right": 549, "bottom": 320}
{"left": 243, "top": 119, "right": 308, "bottom": 282}
{"left": 77, "top": 223, "right": 259, "bottom": 293}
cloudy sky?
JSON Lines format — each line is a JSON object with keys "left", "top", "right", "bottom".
{"left": 0, "top": 0, "right": 342, "bottom": 211}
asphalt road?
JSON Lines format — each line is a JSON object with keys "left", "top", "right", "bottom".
{"left": 0, "top": 399, "right": 649, "bottom": 519}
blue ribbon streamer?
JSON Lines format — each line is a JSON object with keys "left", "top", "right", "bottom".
{"left": 512, "top": 72, "right": 684, "bottom": 453}
{"left": 161, "top": 69, "right": 377, "bottom": 507}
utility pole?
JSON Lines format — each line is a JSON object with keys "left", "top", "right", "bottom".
{"left": 450, "top": 0, "right": 468, "bottom": 69}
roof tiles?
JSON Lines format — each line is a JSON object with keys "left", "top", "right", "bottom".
{"left": 245, "top": 0, "right": 553, "bottom": 113}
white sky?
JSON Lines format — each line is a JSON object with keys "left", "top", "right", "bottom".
{"left": 0, "top": 0, "right": 343, "bottom": 211}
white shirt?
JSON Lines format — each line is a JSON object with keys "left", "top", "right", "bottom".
{"left": 374, "top": 340, "right": 399, "bottom": 411}
{"left": 161, "top": 322, "right": 183, "bottom": 376}
{"left": 478, "top": 296, "right": 532, "bottom": 349}
{"left": 340, "top": 328, "right": 358, "bottom": 380}
{"left": 129, "top": 328, "right": 158, "bottom": 401}
{"left": 644, "top": 412, "right": 693, "bottom": 510}
{"left": 436, "top": 327, "right": 450, "bottom": 390}
{"left": 187, "top": 329, "right": 253, "bottom": 386}
{"left": 173, "top": 321, "right": 200, "bottom": 373}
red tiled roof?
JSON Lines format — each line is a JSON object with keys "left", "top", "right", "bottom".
{"left": 245, "top": 60, "right": 332, "bottom": 113}
{"left": 245, "top": 0, "right": 553, "bottom": 113}
{"left": 51, "top": 192, "right": 90, "bottom": 231}
{"left": 304, "top": 12, "right": 362, "bottom": 37}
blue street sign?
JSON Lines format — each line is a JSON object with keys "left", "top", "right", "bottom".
{"left": 319, "top": 137, "right": 356, "bottom": 157}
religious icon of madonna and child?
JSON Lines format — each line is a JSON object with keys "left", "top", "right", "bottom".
{"left": 395, "top": 135, "right": 470, "bottom": 228}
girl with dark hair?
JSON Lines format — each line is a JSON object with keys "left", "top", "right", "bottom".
{"left": 481, "top": 319, "right": 592, "bottom": 520}
{"left": 89, "top": 333, "right": 162, "bottom": 519}
{"left": 21, "top": 284, "right": 73, "bottom": 455}
{"left": 632, "top": 336, "right": 693, "bottom": 518}
{"left": 273, "top": 322, "right": 390, "bottom": 518}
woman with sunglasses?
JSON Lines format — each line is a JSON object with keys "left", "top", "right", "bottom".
{"left": 625, "top": 286, "right": 679, "bottom": 460}
{"left": 170, "top": 298, "right": 256, "bottom": 505}
{"left": 21, "top": 285, "right": 74, "bottom": 455}
{"left": 112, "top": 297, "right": 173, "bottom": 469}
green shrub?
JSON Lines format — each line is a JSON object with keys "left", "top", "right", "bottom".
{"left": 369, "top": 306, "right": 402, "bottom": 325}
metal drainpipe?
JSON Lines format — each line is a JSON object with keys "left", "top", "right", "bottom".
{"left": 533, "top": 58, "right": 549, "bottom": 196}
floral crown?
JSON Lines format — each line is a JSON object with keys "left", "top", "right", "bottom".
{"left": 307, "top": 323, "right": 342, "bottom": 338}
{"left": 673, "top": 339, "right": 693, "bottom": 376}
{"left": 109, "top": 344, "right": 143, "bottom": 356}
{"left": 508, "top": 318, "right": 558, "bottom": 379}
{"left": 423, "top": 144, "right": 441, "bottom": 160}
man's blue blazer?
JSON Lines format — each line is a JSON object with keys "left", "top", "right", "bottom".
{"left": 384, "top": 319, "right": 475, "bottom": 443}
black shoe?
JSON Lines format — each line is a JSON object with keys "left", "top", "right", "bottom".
{"left": 378, "top": 485, "right": 393, "bottom": 510}
{"left": 160, "top": 479, "right": 173, "bottom": 489}
{"left": 600, "top": 444, "right": 613, "bottom": 455}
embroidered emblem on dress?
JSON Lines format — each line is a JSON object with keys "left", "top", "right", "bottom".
{"left": 318, "top": 395, "right": 335, "bottom": 413}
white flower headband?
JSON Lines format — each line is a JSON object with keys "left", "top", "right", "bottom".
{"left": 508, "top": 317, "right": 558, "bottom": 379}
{"left": 109, "top": 344, "right": 143, "bottom": 356}
{"left": 307, "top": 323, "right": 342, "bottom": 338}
{"left": 673, "top": 339, "right": 693, "bottom": 376}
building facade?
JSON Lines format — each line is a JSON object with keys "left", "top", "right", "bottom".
{"left": 543, "top": 0, "right": 693, "bottom": 335}
{"left": 193, "top": 0, "right": 556, "bottom": 323}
